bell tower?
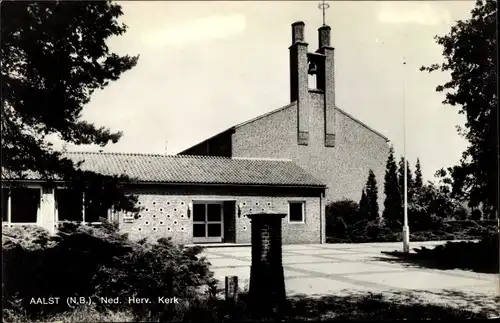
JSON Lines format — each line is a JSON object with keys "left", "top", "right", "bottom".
{"left": 288, "top": 19, "right": 336, "bottom": 147}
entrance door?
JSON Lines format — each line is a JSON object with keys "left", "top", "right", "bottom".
{"left": 193, "top": 202, "right": 223, "bottom": 243}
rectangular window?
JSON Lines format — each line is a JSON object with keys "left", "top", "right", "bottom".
{"left": 56, "top": 189, "right": 108, "bottom": 223}
{"left": 192, "top": 201, "right": 223, "bottom": 243}
{"left": 11, "top": 187, "right": 40, "bottom": 223}
{"left": 84, "top": 201, "right": 108, "bottom": 223}
{"left": 56, "top": 188, "right": 83, "bottom": 222}
{"left": 2, "top": 188, "right": 9, "bottom": 222}
{"left": 288, "top": 201, "right": 305, "bottom": 223}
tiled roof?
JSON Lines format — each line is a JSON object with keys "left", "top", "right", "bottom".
{"left": 2, "top": 152, "right": 325, "bottom": 187}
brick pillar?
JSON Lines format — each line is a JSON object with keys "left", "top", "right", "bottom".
{"left": 247, "top": 212, "right": 287, "bottom": 317}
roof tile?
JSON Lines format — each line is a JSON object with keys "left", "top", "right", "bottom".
{"left": 2, "top": 152, "right": 325, "bottom": 187}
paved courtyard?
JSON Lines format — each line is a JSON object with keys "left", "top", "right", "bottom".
{"left": 201, "top": 241, "right": 499, "bottom": 313}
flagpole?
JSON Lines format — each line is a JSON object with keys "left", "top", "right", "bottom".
{"left": 402, "top": 55, "right": 410, "bottom": 253}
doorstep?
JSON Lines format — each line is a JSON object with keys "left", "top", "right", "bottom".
{"left": 185, "top": 243, "right": 251, "bottom": 248}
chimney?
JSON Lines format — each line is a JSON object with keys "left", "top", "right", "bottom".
{"left": 318, "top": 25, "right": 331, "bottom": 49}
{"left": 317, "top": 25, "right": 335, "bottom": 147}
{"left": 289, "top": 21, "right": 309, "bottom": 145}
{"left": 291, "top": 21, "right": 305, "bottom": 43}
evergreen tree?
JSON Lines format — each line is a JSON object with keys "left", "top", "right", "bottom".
{"left": 359, "top": 189, "right": 370, "bottom": 221}
{"left": 365, "top": 169, "right": 379, "bottom": 221}
{"left": 383, "top": 147, "right": 402, "bottom": 228}
{"left": 398, "top": 157, "right": 414, "bottom": 201}
{"left": 414, "top": 158, "right": 423, "bottom": 189}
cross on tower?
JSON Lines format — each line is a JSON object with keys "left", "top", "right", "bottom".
{"left": 318, "top": 0, "right": 330, "bottom": 26}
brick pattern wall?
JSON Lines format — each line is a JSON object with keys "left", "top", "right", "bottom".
{"left": 115, "top": 187, "right": 321, "bottom": 245}
{"left": 232, "top": 100, "right": 389, "bottom": 215}
{"left": 117, "top": 193, "right": 192, "bottom": 244}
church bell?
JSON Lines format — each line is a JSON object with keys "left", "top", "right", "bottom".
{"left": 308, "top": 61, "right": 318, "bottom": 75}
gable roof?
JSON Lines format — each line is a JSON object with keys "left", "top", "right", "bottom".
{"left": 2, "top": 152, "right": 325, "bottom": 188}
{"left": 237, "top": 103, "right": 389, "bottom": 141}
{"left": 178, "top": 102, "right": 389, "bottom": 154}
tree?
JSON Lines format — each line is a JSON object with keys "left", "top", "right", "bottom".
{"left": 420, "top": 0, "right": 497, "bottom": 219}
{"left": 359, "top": 189, "right": 370, "bottom": 221}
{"left": 1, "top": 1, "right": 139, "bottom": 211}
{"left": 365, "top": 169, "right": 379, "bottom": 221}
{"left": 397, "top": 157, "right": 414, "bottom": 201}
{"left": 383, "top": 147, "right": 402, "bottom": 228}
{"left": 414, "top": 158, "right": 423, "bottom": 190}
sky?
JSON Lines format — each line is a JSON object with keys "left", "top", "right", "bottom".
{"left": 58, "top": 1, "right": 477, "bottom": 181}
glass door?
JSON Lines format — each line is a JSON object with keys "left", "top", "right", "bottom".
{"left": 192, "top": 202, "right": 223, "bottom": 243}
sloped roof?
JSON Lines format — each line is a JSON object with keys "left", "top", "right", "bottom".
{"left": 178, "top": 102, "right": 389, "bottom": 154}
{"left": 2, "top": 152, "right": 325, "bottom": 187}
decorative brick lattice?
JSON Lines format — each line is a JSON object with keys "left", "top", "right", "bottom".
{"left": 118, "top": 194, "right": 191, "bottom": 243}
{"left": 117, "top": 192, "right": 321, "bottom": 245}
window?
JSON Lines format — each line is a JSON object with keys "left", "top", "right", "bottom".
{"left": 192, "top": 201, "right": 224, "bottom": 242}
{"left": 288, "top": 201, "right": 305, "bottom": 223}
{"left": 56, "top": 188, "right": 83, "bottom": 222}
{"left": 2, "top": 188, "right": 9, "bottom": 222}
{"left": 11, "top": 188, "right": 41, "bottom": 223}
{"left": 55, "top": 188, "right": 109, "bottom": 223}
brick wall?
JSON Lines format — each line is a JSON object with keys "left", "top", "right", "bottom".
{"left": 232, "top": 100, "right": 389, "bottom": 216}
{"left": 116, "top": 185, "right": 322, "bottom": 244}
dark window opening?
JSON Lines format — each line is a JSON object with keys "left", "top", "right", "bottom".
{"left": 289, "top": 202, "right": 304, "bottom": 223}
{"left": 56, "top": 189, "right": 83, "bottom": 221}
{"left": 2, "top": 188, "right": 9, "bottom": 222}
{"left": 11, "top": 188, "right": 40, "bottom": 223}
{"left": 193, "top": 204, "right": 206, "bottom": 222}
{"left": 193, "top": 223, "right": 205, "bottom": 238}
{"left": 56, "top": 189, "right": 109, "bottom": 223}
{"left": 84, "top": 202, "right": 108, "bottom": 223}
{"left": 207, "top": 204, "right": 221, "bottom": 222}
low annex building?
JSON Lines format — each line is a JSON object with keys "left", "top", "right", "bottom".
{"left": 1, "top": 152, "right": 326, "bottom": 244}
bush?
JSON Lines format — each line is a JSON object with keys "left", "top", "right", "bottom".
{"left": 2, "top": 222, "right": 217, "bottom": 322}
{"left": 2, "top": 225, "right": 54, "bottom": 250}
{"left": 385, "top": 232, "right": 499, "bottom": 273}
{"left": 326, "top": 199, "right": 360, "bottom": 225}
{"left": 3, "top": 304, "right": 134, "bottom": 323}
{"left": 326, "top": 215, "right": 497, "bottom": 244}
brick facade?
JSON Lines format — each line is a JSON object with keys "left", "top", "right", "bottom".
{"left": 116, "top": 185, "right": 323, "bottom": 245}
{"left": 1, "top": 183, "right": 323, "bottom": 245}
{"left": 231, "top": 102, "right": 389, "bottom": 211}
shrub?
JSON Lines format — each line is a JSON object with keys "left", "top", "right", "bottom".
{"left": 326, "top": 199, "right": 360, "bottom": 224}
{"left": 389, "top": 232, "right": 499, "bottom": 273}
{"left": 2, "top": 225, "right": 54, "bottom": 250}
{"left": 3, "top": 304, "right": 135, "bottom": 323}
{"left": 2, "top": 222, "right": 217, "bottom": 322}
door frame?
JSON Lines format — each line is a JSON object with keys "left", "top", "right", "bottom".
{"left": 192, "top": 201, "right": 224, "bottom": 243}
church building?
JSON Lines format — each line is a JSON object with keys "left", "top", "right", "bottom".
{"left": 1, "top": 21, "right": 390, "bottom": 245}
{"left": 179, "top": 22, "right": 390, "bottom": 218}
